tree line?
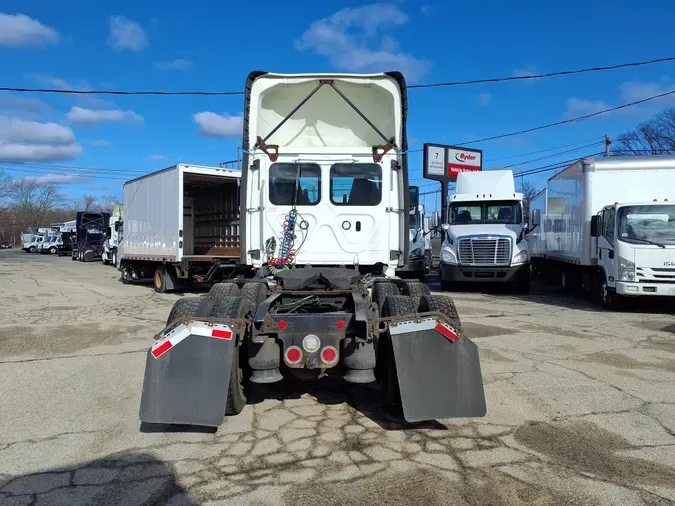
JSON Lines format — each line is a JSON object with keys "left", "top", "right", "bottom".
{"left": 0, "top": 169, "right": 121, "bottom": 244}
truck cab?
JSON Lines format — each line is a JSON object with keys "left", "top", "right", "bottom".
{"left": 103, "top": 205, "right": 123, "bottom": 267}
{"left": 396, "top": 186, "right": 430, "bottom": 279}
{"left": 23, "top": 234, "right": 44, "bottom": 253}
{"left": 591, "top": 200, "right": 675, "bottom": 305}
{"left": 39, "top": 234, "right": 62, "bottom": 254}
{"left": 439, "top": 170, "right": 531, "bottom": 292}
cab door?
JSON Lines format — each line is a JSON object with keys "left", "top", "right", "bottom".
{"left": 597, "top": 207, "right": 616, "bottom": 286}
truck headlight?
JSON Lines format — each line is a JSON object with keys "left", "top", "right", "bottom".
{"left": 441, "top": 248, "right": 457, "bottom": 265}
{"left": 619, "top": 257, "right": 635, "bottom": 282}
{"left": 409, "top": 248, "right": 423, "bottom": 258}
{"left": 513, "top": 250, "right": 528, "bottom": 264}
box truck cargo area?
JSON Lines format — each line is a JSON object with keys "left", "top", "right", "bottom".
{"left": 528, "top": 155, "right": 675, "bottom": 309}
{"left": 119, "top": 164, "right": 242, "bottom": 292}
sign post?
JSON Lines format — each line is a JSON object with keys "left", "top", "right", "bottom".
{"left": 423, "top": 143, "right": 483, "bottom": 227}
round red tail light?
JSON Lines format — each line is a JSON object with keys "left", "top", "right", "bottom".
{"left": 336, "top": 320, "right": 345, "bottom": 329}
{"left": 278, "top": 320, "right": 287, "bottom": 329}
{"left": 321, "top": 346, "right": 337, "bottom": 364}
{"left": 285, "top": 346, "right": 302, "bottom": 364}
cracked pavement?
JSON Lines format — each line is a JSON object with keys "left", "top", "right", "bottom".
{"left": 1, "top": 250, "right": 675, "bottom": 505}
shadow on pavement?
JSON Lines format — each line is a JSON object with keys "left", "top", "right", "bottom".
{"left": 246, "top": 377, "right": 448, "bottom": 432}
{"left": 0, "top": 451, "right": 196, "bottom": 506}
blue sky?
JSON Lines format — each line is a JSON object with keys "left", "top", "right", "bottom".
{"left": 0, "top": 0, "right": 674, "bottom": 209}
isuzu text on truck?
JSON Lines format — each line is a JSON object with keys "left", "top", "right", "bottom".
{"left": 528, "top": 155, "right": 675, "bottom": 309}
{"left": 439, "top": 170, "right": 532, "bottom": 292}
{"left": 138, "top": 71, "right": 487, "bottom": 428}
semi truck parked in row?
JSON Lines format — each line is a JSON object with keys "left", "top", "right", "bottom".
{"left": 439, "top": 170, "right": 532, "bottom": 292}
{"left": 396, "top": 186, "right": 432, "bottom": 280}
{"left": 102, "top": 204, "right": 123, "bottom": 267}
{"left": 528, "top": 155, "right": 675, "bottom": 309}
{"left": 139, "top": 71, "right": 486, "bottom": 428}
{"left": 72, "top": 211, "right": 111, "bottom": 262}
{"left": 118, "top": 165, "right": 242, "bottom": 292}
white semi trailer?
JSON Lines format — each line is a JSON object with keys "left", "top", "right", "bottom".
{"left": 528, "top": 155, "right": 675, "bottom": 309}
{"left": 118, "top": 165, "right": 243, "bottom": 292}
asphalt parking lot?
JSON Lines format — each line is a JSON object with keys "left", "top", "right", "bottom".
{"left": 1, "top": 249, "right": 674, "bottom": 506}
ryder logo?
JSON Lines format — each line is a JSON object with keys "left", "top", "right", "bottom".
{"left": 455, "top": 152, "right": 477, "bottom": 162}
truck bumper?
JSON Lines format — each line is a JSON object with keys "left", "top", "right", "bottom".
{"left": 396, "top": 257, "right": 426, "bottom": 275}
{"left": 442, "top": 262, "right": 529, "bottom": 283}
{"left": 615, "top": 282, "right": 675, "bottom": 297}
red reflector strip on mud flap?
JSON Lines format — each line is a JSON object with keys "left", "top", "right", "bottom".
{"left": 150, "top": 321, "right": 234, "bottom": 359}
{"left": 386, "top": 317, "right": 486, "bottom": 423}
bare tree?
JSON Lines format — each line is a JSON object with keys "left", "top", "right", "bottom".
{"left": 519, "top": 180, "right": 539, "bottom": 223}
{"left": 0, "top": 168, "right": 10, "bottom": 203}
{"left": 9, "top": 179, "right": 65, "bottom": 232}
{"left": 614, "top": 107, "right": 675, "bottom": 155}
{"left": 95, "top": 192, "right": 123, "bottom": 213}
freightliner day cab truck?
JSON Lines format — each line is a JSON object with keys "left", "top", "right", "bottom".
{"left": 102, "top": 204, "right": 123, "bottom": 267}
{"left": 139, "top": 71, "right": 487, "bottom": 428}
{"left": 439, "top": 169, "right": 532, "bottom": 292}
{"left": 118, "top": 165, "right": 242, "bottom": 292}
{"left": 528, "top": 155, "right": 675, "bottom": 309}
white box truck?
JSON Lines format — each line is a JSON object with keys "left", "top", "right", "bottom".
{"left": 439, "top": 169, "right": 532, "bottom": 292}
{"left": 118, "top": 164, "right": 242, "bottom": 292}
{"left": 528, "top": 155, "right": 675, "bottom": 309}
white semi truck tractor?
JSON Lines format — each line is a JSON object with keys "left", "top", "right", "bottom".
{"left": 439, "top": 170, "right": 532, "bottom": 292}
{"left": 138, "top": 71, "right": 487, "bottom": 428}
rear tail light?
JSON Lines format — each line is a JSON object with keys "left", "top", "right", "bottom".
{"left": 285, "top": 346, "right": 302, "bottom": 365}
{"left": 321, "top": 346, "right": 338, "bottom": 365}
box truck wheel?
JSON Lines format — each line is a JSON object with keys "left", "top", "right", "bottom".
{"left": 599, "top": 275, "right": 622, "bottom": 311}
{"left": 153, "top": 267, "right": 167, "bottom": 293}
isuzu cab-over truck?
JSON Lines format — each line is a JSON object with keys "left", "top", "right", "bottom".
{"left": 139, "top": 71, "right": 487, "bottom": 428}
{"left": 439, "top": 170, "right": 532, "bottom": 292}
{"left": 528, "top": 155, "right": 675, "bottom": 309}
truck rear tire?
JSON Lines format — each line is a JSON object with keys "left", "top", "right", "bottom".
{"left": 403, "top": 280, "right": 430, "bottom": 306}
{"left": 373, "top": 281, "right": 399, "bottom": 316}
{"left": 379, "top": 295, "right": 418, "bottom": 417}
{"left": 208, "top": 295, "right": 249, "bottom": 416}
{"left": 418, "top": 294, "right": 461, "bottom": 328}
{"left": 240, "top": 282, "right": 268, "bottom": 316}
{"left": 166, "top": 297, "right": 202, "bottom": 326}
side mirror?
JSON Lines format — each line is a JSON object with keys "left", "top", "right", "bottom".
{"left": 590, "top": 215, "right": 599, "bottom": 237}
{"left": 432, "top": 211, "right": 440, "bottom": 228}
{"left": 531, "top": 209, "right": 541, "bottom": 227}
{"left": 441, "top": 223, "right": 450, "bottom": 232}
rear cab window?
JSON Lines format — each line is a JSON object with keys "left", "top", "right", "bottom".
{"left": 269, "top": 163, "right": 321, "bottom": 206}
{"left": 330, "top": 163, "right": 382, "bottom": 206}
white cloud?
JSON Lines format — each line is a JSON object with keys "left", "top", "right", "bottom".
{"left": 67, "top": 106, "right": 144, "bottom": 124}
{"left": 294, "top": 4, "right": 430, "bottom": 83}
{"left": 0, "top": 116, "right": 82, "bottom": 162}
{"left": 31, "top": 75, "right": 115, "bottom": 108}
{"left": 420, "top": 5, "right": 438, "bottom": 15}
{"left": 513, "top": 66, "right": 537, "bottom": 77}
{"left": 91, "top": 139, "right": 111, "bottom": 147}
{"left": 23, "top": 173, "right": 93, "bottom": 184}
{"left": 193, "top": 111, "right": 243, "bottom": 138}
{"left": 563, "top": 97, "right": 610, "bottom": 118}
{"left": 156, "top": 59, "right": 193, "bottom": 70}
{"left": 475, "top": 93, "right": 492, "bottom": 106}
{"left": 107, "top": 15, "right": 148, "bottom": 51}
{"left": 0, "top": 13, "right": 59, "bottom": 47}
{"left": 147, "top": 154, "right": 168, "bottom": 161}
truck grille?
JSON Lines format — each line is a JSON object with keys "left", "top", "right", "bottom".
{"left": 458, "top": 237, "right": 511, "bottom": 266}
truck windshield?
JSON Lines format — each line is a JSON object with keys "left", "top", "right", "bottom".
{"left": 618, "top": 205, "right": 675, "bottom": 246}
{"left": 449, "top": 201, "right": 522, "bottom": 225}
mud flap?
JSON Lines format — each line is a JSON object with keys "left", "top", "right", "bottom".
{"left": 388, "top": 317, "right": 487, "bottom": 423}
{"left": 139, "top": 320, "right": 237, "bottom": 427}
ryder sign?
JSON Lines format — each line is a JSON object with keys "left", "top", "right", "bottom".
{"left": 447, "top": 148, "right": 482, "bottom": 177}
{"left": 423, "top": 143, "right": 483, "bottom": 183}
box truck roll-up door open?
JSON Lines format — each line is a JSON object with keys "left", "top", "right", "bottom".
{"left": 182, "top": 170, "right": 240, "bottom": 259}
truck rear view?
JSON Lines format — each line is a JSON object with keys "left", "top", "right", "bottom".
{"left": 139, "top": 71, "right": 487, "bottom": 428}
